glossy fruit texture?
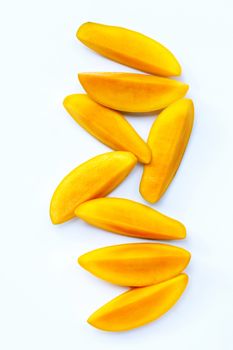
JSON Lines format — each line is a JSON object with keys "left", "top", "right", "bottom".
{"left": 140, "top": 99, "right": 194, "bottom": 203}
{"left": 50, "top": 152, "right": 137, "bottom": 224}
{"left": 63, "top": 94, "right": 151, "bottom": 163}
{"left": 78, "top": 243, "right": 191, "bottom": 286}
{"left": 88, "top": 274, "right": 188, "bottom": 331}
{"left": 75, "top": 197, "right": 186, "bottom": 239}
{"left": 78, "top": 72, "right": 189, "bottom": 112}
{"left": 77, "top": 22, "right": 181, "bottom": 77}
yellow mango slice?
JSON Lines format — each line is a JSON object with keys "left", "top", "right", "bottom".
{"left": 78, "top": 243, "right": 191, "bottom": 286}
{"left": 88, "top": 273, "right": 188, "bottom": 331}
{"left": 63, "top": 94, "right": 151, "bottom": 164}
{"left": 75, "top": 198, "right": 186, "bottom": 239}
{"left": 77, "top": 22, "right": 181, "bottom": 77}
{"left": 50, "top": 152, "right": 137, "bottom": 224}
{"left": 140, "top": 98, "right": 194, "bottom": 203}
{"left": 78, "top": 73, "right": 189, "bottom": 113}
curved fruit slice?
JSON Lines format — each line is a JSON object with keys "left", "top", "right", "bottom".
{"left": 78, "top": 243, "right": 191, "bottom": 286}
{"left": 88, "top": 274, "right": 188, "bottom": 331}
{"left": 78, "top": 72, "right": 189, "bottom": 112}
{"left": 140, "top": 99, "right": 194, "bottom": 203}
{"left": 50, "top": 152, "right": 137, "bottom": 224}
{"left": 75, "top": 198, "right": 186, "bottom": 239}
{"left": 77, "top": 22, "right": 181, "bottom": 77}
{"left": 63, "top": 94, "right": 151, "bottom": 164}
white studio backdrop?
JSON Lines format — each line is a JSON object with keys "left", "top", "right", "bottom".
{"left": 0, "top": 0, "right": 232, "bottom": 349}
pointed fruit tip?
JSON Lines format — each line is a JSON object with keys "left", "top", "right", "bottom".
{"left": 76, "top": 22, "right": 88, "bottom": 39}
{"left": 180, "top": 272, "right": 189, "bottom": 284}
{"left": 63, "top": 95, "right": 71, "bottom": 107}
{"left": 77, "top": 254, "right": 85, "bottom": 267}
{"left": 177, "top": 223, "right": 186, "bottom": 239}
{"left": 139, "top": 146, "right": 152, "bottom": 165}
{"left": 49, "top": 211, "right": 60, "bottom": 225}
{"left": 175, "top": 62, "right": 182, "bottom": 76}
{"left": 139, "top": 187, "right": 160, "bottom": 204}
{"left": 74, "top": 205, "right": 81, "bottom": 217}
{"left": 122, "top": 151, "right": 137, "bottom": 166}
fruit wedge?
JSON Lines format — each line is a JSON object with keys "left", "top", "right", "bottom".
{"left": 78, "top": 73, "right": 189, "bottom": 112}
{"left": 77, "top": 22, "right": 181, "bottom": 77}
{"left": 50, "top": 152, "right": 137, "bottom": 224}
{"left": 88, "top": 273, "right": 188, "bottom": 331}
{"left": 63, "top": 94, "right": 151, "bottom": 164}
{"left": 78, "top": 243, "right": 191, "bottom": 286}
{"left": 140, "top": 99, "right": 194, "bottom": 203}
{"left": 75, "top": 198, "right": 186, "bottom": 239}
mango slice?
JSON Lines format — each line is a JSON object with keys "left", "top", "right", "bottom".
{"left": 75, "top": 198, "right": 186, "bottom": 239}
{"left": 88, "top": 273, "right": 188, "bottom": 331}
{"left": 78, "top": 73, "right": 189, "bottom": 112}
{"left": 63, "top": 94, "right": 151, "bottom": 164}
{"left": 78, "top": 243, "right": 190, "bottom": 286}
{"left": 140, "top": 99, "right": 194, "bottom": 203}
{"left": 50, "top": 152, "right": 137, "bottom": 224}
{"left": 77, "top": 22, "right": 181, "bottom": 77}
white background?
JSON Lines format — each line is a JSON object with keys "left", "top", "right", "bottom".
{"left": 0, "top": 0, "right": 233, "bottom": 349}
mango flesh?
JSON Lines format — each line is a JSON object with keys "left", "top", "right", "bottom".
{"left": 88, "top": 273, "right": 188, "bottom": 331}
{"left": 75, "top": 197, "right": 186, "bottom": 239}
{"left": 140, "top": 98, "right": 194, "bottom": 203}
{"left": 50, "top": 152, "right": 137, "bottom": 224}
{"left": 63, "top": 94, "right": 151, "bottom": 164}
{"left": 78, "top": 72, "right": 189, "bottom": 113}
{"left": 78, "top": 243, "right": 191, "bottom": 286}
{"left": 77, "top": 22, "right": 181, "bottom": 77}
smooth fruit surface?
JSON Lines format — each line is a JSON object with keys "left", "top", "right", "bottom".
{"left": 77, "top": 22, "right": 181, "bottom": 76}
{"left": 75, "top": 197, "right": 186, "bottom": 239}
{"left": 78, "top": 72, "right": 189, "bottom": 112}
{"left": 50, "top": 152, "right": 137, "bottom": 224}
{"left": 63, "top": 94, "right": 151, "bottom": 163}
{"left": 78, "top": 243, "right": 191, "bottom": 286}
{"left": 140, "top": 99, "right": 194, "bottom": 203}
{"left": 88, "top": 274, "right": 188, "bottom": 331}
